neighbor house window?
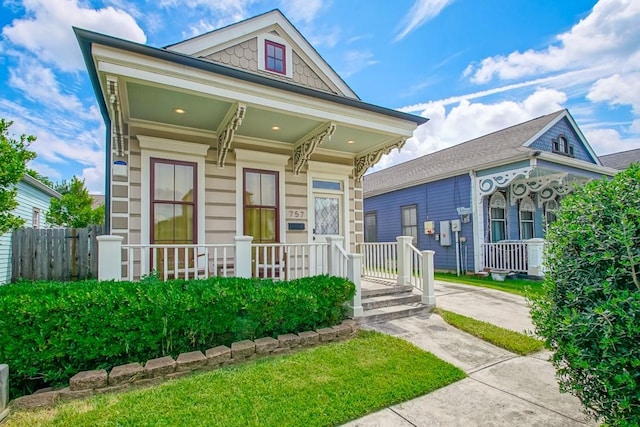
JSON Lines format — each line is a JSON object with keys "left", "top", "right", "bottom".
{"left": 489, "top": 192, "right": 507, "bottom": 242}
{"left": 401, "top": 205, "right": 418, "bottom": 243}
{"left": 552, "top": 135, "right": 574, "bottom": 157}
{"left": 150, "top": 158, "right": 196, "bottom": 245}
{"left": 244, "top": 169, "right": 279, "bottom": 243}
{"left": 519, "top": 196, "right": 535, "bottom": 240}
{"left": 265, "top": 40, "right": 285, "bottom": 74}
{"left": 365, "top": 212, "right": 377, "bottom": 242}
{"left": 32, "top": 208, "right": 41, "bottom": 228}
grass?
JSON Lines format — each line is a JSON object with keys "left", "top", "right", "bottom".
{"left": 435, "top": 308, "right": 544, "bottom": 356}
{"left": 435, "top": 272, "right": 544, "bottom": 297}
{"left": 6, "top": 331, "right": 465, "bottom": 427}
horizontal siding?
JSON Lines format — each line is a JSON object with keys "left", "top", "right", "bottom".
{"left": 529, "top": 117, "right": 596, "bottom": 163}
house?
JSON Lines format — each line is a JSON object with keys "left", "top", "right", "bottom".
{"left": 363, "top": 109, "right": 618, "bottom": 277}
{"left": 75, "top": 10, "right": 427, "bottom": 282}
{"left": 599, "top": 147, "right": 640, "bottom": 170}
{"left": 0, "top": 174, "right": 60, "bottom": 284}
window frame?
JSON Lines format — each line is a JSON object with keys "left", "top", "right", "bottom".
{"left": 264, "top": 40, "right": 286, "bottom": 75}
{"left": 518, "top": 196, "right": 535, "bottom": 240}
{"left": 489, "top": 192, "right": 507, "bottom": 243}
{"left": 243, "top": 168, "right": 280, "bottom": 243}
{"left": 364, "top": 212, "right": 377, "bottom": 243}
{"left": 551, "top": 134, "right": 575, "bottom": 157}
{"left": 401, "top": 204, "right": 418, "bottom": 244}
{"left": 32, "top": 207, "right": 41, "bottom": 229}
{"left": 257, "top": 34, "right": 293, "bottom": 78}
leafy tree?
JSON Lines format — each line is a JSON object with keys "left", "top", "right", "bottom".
{"left": 0, "top": 119, "right": 37, "bottom": 235}
{"left": 46, "top": 176, "right": 104, "bottom": 227}
{"left": 530, "top": 164, "right": 640, "bottom": 426}
{"left": 26, "top": 168, "right": 55, "bottom": 189}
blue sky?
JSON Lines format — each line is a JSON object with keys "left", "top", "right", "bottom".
{"left": 1, "top": 0, "right": 638, "bottom": 193}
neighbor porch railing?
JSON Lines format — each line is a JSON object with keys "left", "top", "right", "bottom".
{"left": 481, "top": 238, "right": 545, "bottom": 276}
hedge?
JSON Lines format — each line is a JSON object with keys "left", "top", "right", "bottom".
{"left": 0, "top": 275, "right": 355, "bottom": 397}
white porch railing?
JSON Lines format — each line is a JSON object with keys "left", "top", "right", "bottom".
{"left": 358, "top": 242, "right": 398, "bottom": 280}
{"left": 251, "top": 243, "right": 329, "bottom": 280}
{"left": 481, "top": 239, "right": 546, "bottom": 276}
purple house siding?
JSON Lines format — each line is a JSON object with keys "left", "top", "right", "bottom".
{"left": 364, "top": 174, "right": 474, "bottom": 272}
{"left": 529, "top": 117, "right": 597, "bottom": 163}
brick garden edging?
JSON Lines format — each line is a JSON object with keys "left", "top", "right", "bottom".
{"left": 8, "top": 320, "right": 358, "bottom": 410}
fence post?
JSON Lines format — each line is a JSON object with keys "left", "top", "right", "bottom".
{"left": 234, "top": 236, "right": 253, "bottom": 278}
{"left": 421, "top": 250, "right": 436, "bottom": 307}
{"left": 97, "top": 235, "right": 123, "bottom": 281}
{"left": 396, "top": 236, "right": 412, "bottom": 286}
{"left": 347, "top": 253, "right": 363, "bottom": 318}
{"left": 527, "top": 238, "right": 545, "bottom": 277}
{"left": 0, "top": 363, "right": 8, "bottom": 422}
{"left": 325, "top": 236, "right": 344, "bottom": 276}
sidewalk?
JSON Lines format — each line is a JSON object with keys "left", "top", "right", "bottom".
{"left": 343, "top": 280, "right": 595, "bottom": 427}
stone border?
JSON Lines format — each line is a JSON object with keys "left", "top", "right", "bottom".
{"left": 8, "top": 320, "right": 358, "bottom": 411}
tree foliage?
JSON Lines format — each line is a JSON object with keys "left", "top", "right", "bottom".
{"left": 530, "top": 164, "right": 640, "bottom": 426}
{"left": 0, "top": 119, "right": 37, "bottom": 235}
{"left": 46, "top": 176, "right": 104, "bottom": 227}
{"left": 26, "top": 168, "right": 55, "bottom": 189}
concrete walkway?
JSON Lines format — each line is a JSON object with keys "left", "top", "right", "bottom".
{"left": 343, "top": 280, "right": 595, "bottom": 427}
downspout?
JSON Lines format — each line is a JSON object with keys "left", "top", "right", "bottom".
{"left": 104, "top": 121, "right": 112, "bottom": 233}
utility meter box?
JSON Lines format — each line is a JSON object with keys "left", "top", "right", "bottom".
{"left": 440, "top": 220, "right": 451, "bottom": 246}
{"left": 451, "top": 219, "right": 461, "bottom": 232}
{"left": 424, "top": 221, "right": 435, "bottom": 235}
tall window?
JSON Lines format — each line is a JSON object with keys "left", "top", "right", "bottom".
{"left": 265, "top": 40, "right": 285, "bottom": 74}
{"left": 244, "top": 169, "right": 278, "bottom": 243}
{"left": 489, "top": 192, "right": 507, "bottom": 242}
{"left": 151, "top": 159, "right": 196, "bottom": 245}
{"left": 401, "top": 205, "right": 418, "bottom": 243}
{"left": 365, "top": 212, "right": 377, "bottom": 242}
{"left": 32, "top": 208, "right": 41, "bottom": 228}
{"left": 519, "top": 196, "right": 535, "bottom": 240}
{"left": 544, "top": 199, "right": 559, "bottom": 229}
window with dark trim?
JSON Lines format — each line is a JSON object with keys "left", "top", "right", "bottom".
{"left": 32, "top": 208, "right": 41, "bottom": 229}
{"left": 551, "top": 135, "right": 574, "bottom": 157}
{"left": 489, "top": 192, "right": 507, "bottom": 242}
{"left": 150, "top": 158, "right": 197, "bottom": 245}
{"left": 265, "top": 40, "right": 286, "bottom": 74}
{"left": 365, "top": 212, "right": 377, "bottom": 242}
{"left": 244, "top": 169, "right": 279, "bottom": 243}
{"left": 401, "top": 205, "right": 418, "bottom": 243}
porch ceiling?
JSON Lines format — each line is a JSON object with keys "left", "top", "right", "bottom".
{"left": 124, "top": 80, "right": 399, "bottom": 155}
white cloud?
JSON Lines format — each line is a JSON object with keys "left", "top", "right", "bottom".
{"left": 2, "top": 0, "right": 146, "bottom": 72}
{"left": 587, "top": 72, "right": 640, "bottom": 112}
{"left": 279, "top": 0, "right": 325, "bottom": 24}
{"left": 394, "top": 0, "right": 454, "bottom": 41}
{"left": 339, "top": 50, "right": 379, "bottom": 78}
{"left": 583, "top": 127, "right": 640, "bottom": 155}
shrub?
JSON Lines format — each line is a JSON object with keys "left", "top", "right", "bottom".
{"left": 0, "top": 275, "right": 355, "bottom": 397}
{"left": 529, "top": 164, "right": 640, "bottom": 426}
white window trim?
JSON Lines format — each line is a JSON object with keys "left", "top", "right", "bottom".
{"left": 138, "top": 135, "right": 209, "bottom": 246}
{"left": 234, "top": 148, "right": 289, "bottom": 242}
{"left": 32, "top": 208, "right": 41, "bottom": 229}
{"left": 257, "top": 33, "right": 293, "bottom": 79}
{"left": 489, "top": 192, "right": 507, "bottom": 242}
{"left": 519, "top": 196, "right": 535, "bottom": 239}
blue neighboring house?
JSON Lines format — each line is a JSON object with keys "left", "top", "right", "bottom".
{"left": 0, "top": 174, "right": 60, "bottom": 284}
{"left": 363, "top": 109, "right": 618, "bottom": 276}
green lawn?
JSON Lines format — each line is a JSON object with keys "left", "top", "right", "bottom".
{"left": 435, "top": 272, "right": 544, "bottom": 297}
{"left": 435, "top": 308, "right": 544, "bottom": 355}
{"left": 6, "top": 331, "right": 465, "bottom": 427}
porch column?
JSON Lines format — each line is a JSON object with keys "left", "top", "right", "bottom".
{"left": 527, "top": 238, "right": 545, "bottom": 277}
{"left": 347, "top": 253, "right": 363, "bottom": 318}
{"left": 396, "top": 236, "right": 412, "bottom": 286}
{"left": 421, "top": 250, "right": 436, "bottom": 307}
{"left": 234, "top": 236, "right": 253, "bottom": 278}
{"left": 326, "top": 236, "right": 345, "bottom": 277}
{"left": 97, "top": 235, "right": 123, "bottom": 281}
{"left": 0, "top": 363, "right": 8, "bottom": 422}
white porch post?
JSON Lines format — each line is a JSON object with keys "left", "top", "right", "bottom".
{"left": 326, "top": 236, "right": 344, "bottom": 276}
{"left": 421, "top": 250, "right": 436, "bottom": 307}
{"left": 396, "top": 236, "right": 412, "bottom": 286}
{"left": 97, "top": 235, "right": 123, "bottom": 281}
{"left": 527, "top": 238, "right": 545, "bottom": 277}
{"left": 234, "top": 236, "right": 253, "bottom": 278}
{"left": 347, "top": 253, "right": 363, "bottom": 317}
{"left": 0, "top": 363, "right": 8, "bottom": 422}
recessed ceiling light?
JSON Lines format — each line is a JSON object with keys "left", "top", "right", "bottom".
{"left": 271, "top": 126, "right": 280, "bottom": 131}
{"left": 347, "top": 140, "right": 355, "bottom": 144}
{"left": 174, "top": 108, "right": 186, "bottom": 114}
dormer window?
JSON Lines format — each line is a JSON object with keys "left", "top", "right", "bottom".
{"left": 265, "top": 40, "right": 285, "bottom": 74}
{"left": 552, "top": 135, "right": 574, "bottom": 157}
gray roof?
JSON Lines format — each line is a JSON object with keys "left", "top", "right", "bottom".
{"left": 364, "top": 110, "right": 565, "bottom": 197}
{"left": 599, "top": 148, "right": 640, "bottom": 170}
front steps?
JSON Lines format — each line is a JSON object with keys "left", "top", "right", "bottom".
{"left": 360, "top": 283, "right": 431, "bottom": 323}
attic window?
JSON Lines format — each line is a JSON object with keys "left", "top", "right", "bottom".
{"left": 552, "top": 135, "right": 574, "bottom": 157}
{"left": 265, "top": 40, "right": 285, "bottom": 74}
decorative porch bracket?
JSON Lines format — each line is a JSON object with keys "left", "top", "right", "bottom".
{"left": 477, "top": 165, "right": 533, "bottom": 197}
{"left": 536, "top": 178, "right": 589, "bottom": 208}
{"left": 292, "top": 121, "right": 336, "bottom": 175}
{"left": 354, "top": 138, "right": 406, "bottom": 182}
{"left": 510, "top": 173, "right": 567, "bottom": 205}
{"left": 217, "top": 103, "right": 246, "bottom": 168}
{"left": 106, "top": 76, "right": 125, "bottom": 157}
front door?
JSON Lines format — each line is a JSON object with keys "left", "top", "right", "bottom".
{"left": 312, "top": 192, "right": 342, "bottom": 273}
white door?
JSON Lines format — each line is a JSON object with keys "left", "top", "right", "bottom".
{"left": 312, "top": 193, "right": 342, "bottom": 274}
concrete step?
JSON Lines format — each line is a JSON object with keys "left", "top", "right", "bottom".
{"left": 361, "top": 284, "right": 414, "bottom": 299}
{"left": 362, "top": 292, "right": 422, "bottom": 310}
{"left": 359, "top": 303, "right": 431, "bottom": 324}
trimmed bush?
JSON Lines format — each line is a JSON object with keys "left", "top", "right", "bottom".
{"left": 530, "top": 164, "right": 640, "bottom": 426}
{"left": 0, "top": 274, "right": 355, "bottom": 397}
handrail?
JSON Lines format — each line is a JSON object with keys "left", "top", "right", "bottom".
{"left": 408, "top": 243, "right": 424, "bottom": 292}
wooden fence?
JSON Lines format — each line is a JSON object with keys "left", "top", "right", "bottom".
{"left": 11, "top": 225, "right": 105, "bottom": 282}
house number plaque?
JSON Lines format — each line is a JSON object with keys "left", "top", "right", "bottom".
{"left": 287, "top": 210, "right": 306, "bottom": 219}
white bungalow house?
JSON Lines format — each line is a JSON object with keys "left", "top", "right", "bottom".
{"left": 76, "top": 9, "right": 432, "bottom": 312}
